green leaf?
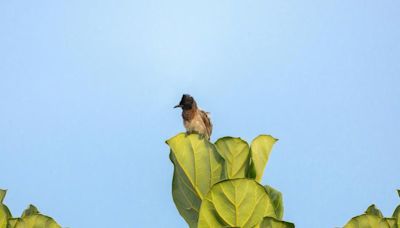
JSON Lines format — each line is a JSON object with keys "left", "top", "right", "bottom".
{"left": 0, "top": 190, "right": 11, "bottom": 228}
{"left": 198, "top": 179, "right": 276, "bottom": 228}
{"left": 248, "top": 135, "right": 278, "bottom": 182}
{"left": 9, "top": 214, "right": 61, "bottom": 228}
{"left": 0, "top": 205, "right": 11, "bottom": 228}
{"left": 264, "top": 185, "right": 284, "bottom": 220}
{"left": 344, "top": 214, "right": 393, "bottom": 228}
{"left": 22, "top": 205, "right": 39, "bottom": 217}
{"left": 393, "top": 205, "right": 400, "bottom": 218}
{"left": 0, "top": 189, "right": 5, "bottom": 203}
{"left": 254, "top": 217, "right": 295, "bottom": 228}
{"left": 167, "top": 133, "right": 226, "bottom": 227}
{"left": 7, "top": 218, "right": 22, "bottom": 228}
{"left": 365, "top": 204, "right": 383, "bottom": 217}
{"left": 394, "top": 190, "right": 400, "bottom": 226}
{"left": 215, "top": 137, "right": 250, "bottom": 179}
{"left": 344, "top": 204, "right": 396, "bottom": 228}
{"left": 385, "top": 218, "right": 397, "bottom": 228}
{"left": 0, "top": 190, "right": 61, "bottom": 228}
{"left": 393, "top": 206, "right": 400, "bottom": 228}
{"left": 170, "top": 153, "right": 202, "bottom": 228}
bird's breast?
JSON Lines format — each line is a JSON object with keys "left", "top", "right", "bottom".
{"left": 184, "top": 113, "right": 206, "bottom": 132}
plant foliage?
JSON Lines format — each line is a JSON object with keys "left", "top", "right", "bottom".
{"left": 198, "top": 179, "right": 276, "bottom": 228}
{"left": 343, "top": 190, "right": 400, "bottom": 228}
{"left": 0, "top": 189, "right": 61, "bottom": 228}
{"left": 167, "top": 133, "right": 293, "bottom": 228}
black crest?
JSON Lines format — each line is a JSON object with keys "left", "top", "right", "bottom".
{"left": 174, "top": 94, "right": 195, "bottom": 109}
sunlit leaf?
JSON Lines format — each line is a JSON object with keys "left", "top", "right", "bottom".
{"left": 365, "top": 204, "right": 383, "bottom": 217}
{"left": 393, "top": 190, "right": 400, "bottom": 227}
{"left": 21, "top": 205, "right": 39, "bottom": 217}
{"left": 343, "top": 214, "right": 393, "bottom": 228}
{"left": 393, "top": 206, "right": 400, "bottom": 221}
{"left": 248, "top": 135, "right": 278, "bottom": 182}
{"left": 7, "top": 218, "right": 22, "bottom": 228}
{"left": 6, "top": 204, "right": 61, "bottom": 228}
{"left": 264, "top": 185, "right": 284, "bottom": 220}
{"left": 0, "top": 189, "right": 6, "bottom": 203}
{"left": 385, "top": 218, "right": 397, "bottom": 228}
{"left": 0, "top": 189, "right": 11, "bottom": 228}
{"left": 215, "top": 137, "right": 250, "bottom": 179}
{"left": 198, "top": 179, "right": 276, "bottom": 228}
{"left": 0, "top": 190, "right": 61, "bottom": 228}
{"left": 393, "top": 190, "right": 400, "bottom": 218}
{"left": 167, "top": 133, "right": 226, "bottom": 227}
{"left": 10, "top": 214, "right": 61, "bottom": 228}
{"left": 169, "top": 152, "right": 202, "bottom": 228}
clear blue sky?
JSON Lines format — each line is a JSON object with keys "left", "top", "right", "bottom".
{"left": 0, "top": 1, "right": 399, "bottom": 227}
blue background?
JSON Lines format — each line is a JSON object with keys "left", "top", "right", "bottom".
{"left": 1, "top": 1, "right": 399, "bottom": 227}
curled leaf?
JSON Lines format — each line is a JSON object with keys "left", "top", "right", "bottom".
{"left": 0, "top": 189, "right": 6, "bottom": 203}
{"left": 248, "top": 135, "right": 278, "bottom": 182}
{"left": 264, "top": 185, "right": 284, "bottom": 220}
{"left": 22, "top": 204, "right": 40, "bottom": 217}
{"left": 0, "top": 190, "right": 11, "bottom": 228}
{"left": 344, "top": 214, "right": 393, "bottom": 228}
{"left": 365, "top": 204, "right": 383, "bottom": 217}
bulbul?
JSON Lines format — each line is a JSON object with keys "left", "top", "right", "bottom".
{"left": 174, "top": 94, "right": 213, "bottom": 140}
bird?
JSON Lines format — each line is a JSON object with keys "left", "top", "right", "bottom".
{"left": 174, "top": 94, "right": 213, "bottom": 140}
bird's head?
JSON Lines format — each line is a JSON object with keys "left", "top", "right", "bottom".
{"left": 174, "top": 94, "right": 196, "bottom": 110}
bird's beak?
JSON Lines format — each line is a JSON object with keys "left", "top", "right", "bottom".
{"left": 174, "top": 104, "right": 183, "bottom": 108}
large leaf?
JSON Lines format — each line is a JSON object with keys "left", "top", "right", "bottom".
{"left": 264, "top": 185, "right": 284, "bottom": 220}
{"left": 215, "top": 137, "right": 250, "bottom": 179}
{"left": 254, "top": 217, "right": 295, "bottom": 228}
{"left": 167, "top": 133, "right": 226, "bottom": 227}
{"left": 248, "top": 135, "right": 278, "bottom": 182}
{"left": 343, "top": 214, "right": 394, "bottom": 228}
{"left": 0, "top": 189, "right": 11, "bottom": 228}
{"left": 198, "top": 179, "right": 276, "bottom": 228}
{"left": 169, "top": 153, "right": 202, "bottom": 228}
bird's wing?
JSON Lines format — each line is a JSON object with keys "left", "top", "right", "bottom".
{"left": 200, "top": 110, "right": 212, "bottom": 138}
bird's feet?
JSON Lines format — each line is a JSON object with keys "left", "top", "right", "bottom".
{"left": 198, "top": 134, "right": 206, "bottom": 140}
{"left": 185, "top": 131, "right": 206, "bottom": 140}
